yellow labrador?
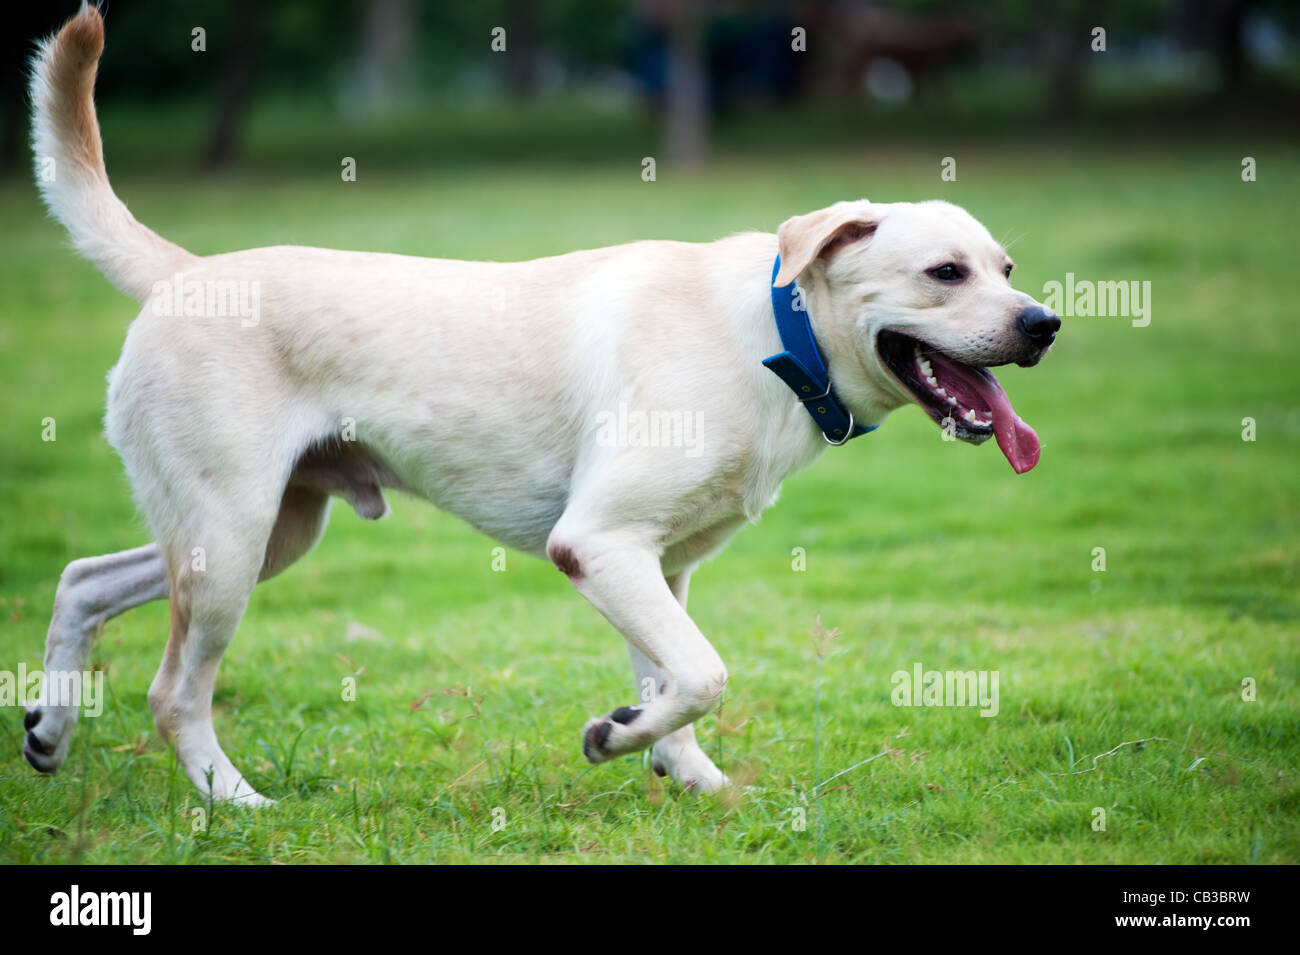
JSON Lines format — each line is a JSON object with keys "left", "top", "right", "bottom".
{"left": 23, "top": 6, "right": 1058, "bottom": 803}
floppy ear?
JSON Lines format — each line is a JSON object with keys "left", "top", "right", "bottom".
{"left": 773, "top": 202, "right": 879, "bottom": 288}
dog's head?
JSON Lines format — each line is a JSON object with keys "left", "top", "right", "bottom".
{"left": 775, "top": 199, "right": 1059, "bottom": 473}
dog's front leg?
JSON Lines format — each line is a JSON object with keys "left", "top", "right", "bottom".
{"left": 626, "top": 572, "right": 729, "bottom": 792}
{"left": 547, "top": 529, "right": 729, "bottom": 788}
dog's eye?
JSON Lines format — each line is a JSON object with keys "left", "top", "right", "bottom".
{"left": 928, "top": 264, "right": 964, "bottom": 282}
{"left": 1004, "top": 264, "right": 1014, "bottom": 279}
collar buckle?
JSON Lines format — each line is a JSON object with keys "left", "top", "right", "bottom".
{"left": 796, "top": 382, "right": 832, "bottom": 403}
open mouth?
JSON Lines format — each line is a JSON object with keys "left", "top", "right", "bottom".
{"left": 876, "top": 329, "right": 1041, "bottom": 474}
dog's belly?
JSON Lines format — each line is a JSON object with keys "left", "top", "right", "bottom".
{"left": 410, "top": 460, "right": 573, "bottom": 557}
{"left": 288, "top": 435, "right": 572, "bottom": 557}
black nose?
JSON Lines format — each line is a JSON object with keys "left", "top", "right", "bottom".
{"left": 1016, "top": 305, "right": 1061, "bottom": 347}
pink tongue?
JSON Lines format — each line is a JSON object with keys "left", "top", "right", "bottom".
{"left": 932, "top": 357, "right": 1041, "bottom": 474}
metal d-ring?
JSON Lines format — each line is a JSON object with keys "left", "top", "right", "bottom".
{"left": 823, "top": 412, "right": 854, "bottom": 446}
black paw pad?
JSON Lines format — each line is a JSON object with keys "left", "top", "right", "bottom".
{"left": 610, "top": 706, "right": 642, "bottom": 725}
{"left": 26, "top": 732, "right": 52, "bottom": 756}
{"left": 583, "top": 720, "right": 614, "bottom": 761}
{"left": 24, "top": 709, "right": 41, "bottom": 731}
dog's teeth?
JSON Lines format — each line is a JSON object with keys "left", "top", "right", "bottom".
{"left": 919, "top": 359, "right": 933, "bottom": 377}
{"left": 936, "top": 387, "right": 947, "bottom": 396}
{"left": 963, "top": 409, "right": 977, "bottom": 423}
{"left": 947, "top": 396, "right": 957, "bottom": 405}
{"left": 925, "top": 375, "right": 939, "bottom": 388}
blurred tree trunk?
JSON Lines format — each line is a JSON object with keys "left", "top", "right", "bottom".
{"left": 1209, "top": 0, "right": 1250, "bottom": 92}
{"left": 505, "top": 0, "right": 540, "bottom": 98}
{"left": 354, "top": 0, "right": 415, "bottom": 111}
{"left": 1045, "top": 0, "right": 1103, "bottom": 121}
{"left": 663, "top": 0, "right": 708, "bottom": 165}
{"left": 202, "top": 0, "right": 264, "bottom": 170}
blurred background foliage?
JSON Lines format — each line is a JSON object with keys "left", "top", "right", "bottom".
{"left": 2, "top": 0, "right": 1297, "bottom": 176}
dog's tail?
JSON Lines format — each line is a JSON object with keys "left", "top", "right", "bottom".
{"left": 30, "top": 4, "right": 195, "bottom": 301}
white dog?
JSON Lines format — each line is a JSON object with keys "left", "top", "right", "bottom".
{"left": 23, "top": 6, "right": 1058, "bottom": 804}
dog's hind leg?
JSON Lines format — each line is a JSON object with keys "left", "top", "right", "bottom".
{"left": 259, "top": 486, "right": 331, "bottom": 582}
{"left": 148, "top": 496, "right": 283, "bottom": 807}
{"left": 23, "top": 544, "right": 169, "bottom": 773}
{"left": 24, "top": 488, "right": 331, "bottom": 778}
{"left": 147, "top": 485, "right": 331, "bottom": 807}
{"left": 628, "top": 570, "right": 730, "bottom": 792}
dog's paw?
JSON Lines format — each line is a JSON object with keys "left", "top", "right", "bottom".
{"left": 651, "top": 739, "right": 730, "bottom": 794}
{"left": 225, "top": 789, "right": 276, "bottom": 809}
{"left": 21, "top": 705, "right": 74, "bottom": 774}
{"left": 581, "top": 705, "right": 648, "bottom": 764}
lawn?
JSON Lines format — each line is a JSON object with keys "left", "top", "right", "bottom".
{"left": 0, "top": 113, "right": 1297, "bottom": 863}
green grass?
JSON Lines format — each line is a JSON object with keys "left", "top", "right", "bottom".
{"left": 0, "top": 120, "right": 1297, "bottom": 863}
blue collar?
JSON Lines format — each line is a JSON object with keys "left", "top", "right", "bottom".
{"left": 762, "top": 255, "right": 876, "bottom": 444}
